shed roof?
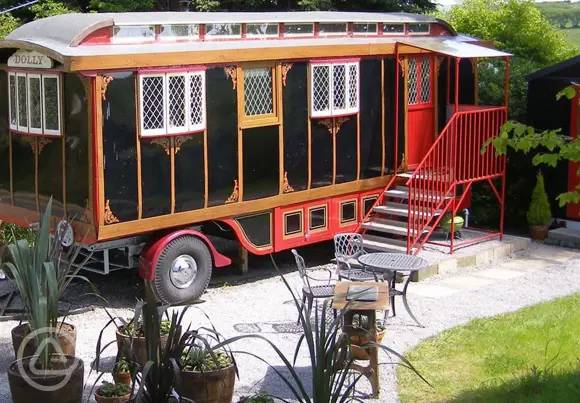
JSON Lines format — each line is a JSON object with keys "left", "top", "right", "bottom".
{"left": 526, "top": 55, "right": 580, "bottom": 82}
{"left": 399, "top": 38, "right": 511, "bottom": 58}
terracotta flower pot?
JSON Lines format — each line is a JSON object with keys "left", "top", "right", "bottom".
{"left": 8, "top": 355, "right": 84, "bottom": 403}
{"left": 95, "top": 391, "right": 132, "bottom": 403}
{"left": 529, "top": 224, "right": 549, "bottom": 241}
{"left": 350, "top": 328, "right": 386, "bottom": 361}
{"left": 113, "top": 370, "right": 132, "bottom": 386}
{"left": 12, "top": 323, "right": 77, "bottom": 359}
{"left": 116, "top": 328, "right": 169, "bottom": 367}
{"left": 177, "top": 364, "right": 236, "bottom": 403}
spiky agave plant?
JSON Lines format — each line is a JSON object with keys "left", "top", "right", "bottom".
{"left": 2, "top": 198, "right": 95, "bottom": 369}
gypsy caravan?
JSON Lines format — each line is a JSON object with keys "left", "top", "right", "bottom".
{"left": 0, "top": 12, "right": 511, "bottom": 303}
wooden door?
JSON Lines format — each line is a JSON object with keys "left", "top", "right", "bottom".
{"left": 406, "top": 55, "right": 435, "bottom": 169}
{"left": 567, "top": 93, "right": 579, "bottom": 220}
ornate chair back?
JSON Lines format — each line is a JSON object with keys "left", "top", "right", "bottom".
{"left": 334, "top": 233, "right": 365, "bottom": 261}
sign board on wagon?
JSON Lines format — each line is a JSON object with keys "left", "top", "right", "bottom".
{"left": 8, "top": 49, "right": 54, "bottom": 69}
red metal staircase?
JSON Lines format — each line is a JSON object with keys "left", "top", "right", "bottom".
{"left": 359, "top": 106, "right": 508, "bottom": 255}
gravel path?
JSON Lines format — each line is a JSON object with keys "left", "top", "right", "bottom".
{"left": 0, "top": 243, "right": 578, "bottom": 402}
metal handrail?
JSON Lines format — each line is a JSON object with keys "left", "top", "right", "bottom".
{"left": 406, "top": 106, "right": 507, "bottom": 253}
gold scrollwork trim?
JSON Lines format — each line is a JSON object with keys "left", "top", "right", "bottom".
{"left": 104, "top": 199, "right": 120, "bottom": 225}
{"left": 224, "top": 66, "right": 238, "bottom": 90}
{"left": 318, "top": 118, "right": 334, "bottom": 134}
{"left": 174, "top": 136, "right": 193, "bottom": 155}
{"left": 101, "top": 75, "right": 115, "bottom": 101}
{"left": 150, "top": 137, "right": 172, "bottom": 156}
{"left": 37, "top": 137, "right": 52, "bottom": 154}
{"left": 226, "top": 179, "right": 240, "bottom": 204}
{"left": 281, "top": 63, "right": 293, "bottom": 87}
{"left": 282, "top": 171, "right": 294, "bottom": 193}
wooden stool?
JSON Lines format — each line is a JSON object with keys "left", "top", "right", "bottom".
{"left": 332, "top": 281, "right": 389, "bottom": 398}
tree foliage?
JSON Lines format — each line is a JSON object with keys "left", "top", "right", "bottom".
{"left": 30, "top": 0, "right": 76, "bottom": 18}
{"left": 445, "top": 0, "right": 575, "bottom": 66}
{"left": 0, "top": 13, "right": 21, "bottom": 40}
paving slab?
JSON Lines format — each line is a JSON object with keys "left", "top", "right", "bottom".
{"left": 474, "top": 268, "right": 524, "bottom": 280}
{"left": 438, "top": 275, "right": 494, "bottom": 290}
{"left": 406, "top": 283, "right": 460, "bottom": 298}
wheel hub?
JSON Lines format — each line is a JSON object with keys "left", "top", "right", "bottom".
{"left": 169, "top": 255, "right": 198, "bottom": 289}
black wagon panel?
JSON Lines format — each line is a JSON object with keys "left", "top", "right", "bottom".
{"left": 64, "top": 73, "right": 90, "bottom": 221}
{"left": 243, "top": 125, "right": 279, "bottom": 201}
{"left": 102, "top": 71, "right": 138, "bottom": 222}
{"left": 206, "top": 67, "right": 238, "bottom": 206}
{"left": 311, "top": 120, "right": 333, "bottom": 188}
{"left": 141, "top": 139, "right": 171, "bottom": 218}
{"left": 175, "top": 134, "right": 205, "bottom": 212}
{"left": 283, "top": 62, "right": 309, "bottom": 192}
{"left": 335, "top": 116, "right": 357, "bottom": 184}
{"left": 360, "top": 59, "right": 383, "bottom": 179}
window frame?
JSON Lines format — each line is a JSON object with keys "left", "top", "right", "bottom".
{"left": 238, "top": 63, "right": 281, "bottom": 128}
{"left": 382, "top": 23, "right": 405, "bottom": 35}
{"left": 7, "top": 71, "right": 62, "bottom": 137}
{"left": 308, "top": 204, "right": 328, "bottom": 233}
{"left": 138, "top": 70, "right": 206, "bottom": 138}
{"left": 245, "top": 23, "right": 280, "bottom": 38}
{"left": 318, "top": 22, "right": 348, "bottom": 36}
{"left": 407, "top": 56, "right": 433, "bottom": 108}
{"left": 339, "top": 199, "right": 358, "bottom": 226}
{"left": 112, "top": 25, "right": 156, "bottom": 44}
{"left": 407, "top": 23, "right": 430, "bottom": 35}
{"left": 204, "top": 23, "right": 242, "bottom": 39}
{"left": 283, "top": 23, "right": 315, "bottom": 37}
{"left": 283, "top": 209, "right": 304, "bottom": 239}
{"left": 352, "top": 22, "right": 378, "bottom": 36}
{"left": 310, "top": 61, "right": 360, "bottom": 118}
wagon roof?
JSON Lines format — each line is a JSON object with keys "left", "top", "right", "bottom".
{"left": 0, "top": 11, "right": 453, "bottom": 57}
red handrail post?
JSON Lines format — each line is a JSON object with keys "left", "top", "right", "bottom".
{"left": 394, "top": 43, "right": 400, "bottom": 174}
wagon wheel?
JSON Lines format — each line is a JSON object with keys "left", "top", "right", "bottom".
{"left": 149, "top": 235, "right": 212, "bottom": 305}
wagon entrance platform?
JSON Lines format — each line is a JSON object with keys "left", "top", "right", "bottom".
{"left": 358, "top": 37, "right": 512, "bottom": 256}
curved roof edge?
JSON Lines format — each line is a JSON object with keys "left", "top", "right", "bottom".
{"left": 0, "top": 39, "right": 66, "bottom": 64}
{"left": 4, "top": 11, "right": 456, "bottom": 51}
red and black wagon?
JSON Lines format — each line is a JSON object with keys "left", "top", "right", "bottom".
{"left": 0, "top": 11, "right": 511, "bottom": 303}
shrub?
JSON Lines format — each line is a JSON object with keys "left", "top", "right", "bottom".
{"left": 527, "top": 172, "right": 552, "bottom": 226}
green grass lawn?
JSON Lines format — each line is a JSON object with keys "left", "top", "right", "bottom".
{"left": 397, "top": 293, "right": 580, "bottom": 402}
{"left": 562, "top": 27, "right": 580, "bottom": 48}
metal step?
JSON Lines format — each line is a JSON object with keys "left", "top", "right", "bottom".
{"left": 363, "top": 218, "right": 430, "bottom": 236}
{"left": 397, "top": 171, "right": 452, "bottom": 181}
{"left": 362, "top": 234, "right": 410, "bottom": 253}
{"left": 384, "top": 186, "right": 451, "bottom": 203}
{"left": 373, "top": 202, "right": 442, "bottom": 218}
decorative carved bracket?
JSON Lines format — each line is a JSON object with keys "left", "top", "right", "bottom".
{"left": 174, "top": 136, "right": 193, "bottom": 155}
{"left": 226, "top": 179, "right": 239, "bottom": 204}
{"left": 20, "top": 136, "right": 52, "bottom": 155}
{"left": 150, "top": 137, "right": 172, "bottom": 156}
{"left": 317, "top": 117, "right": 350, "bottom": 135}
{"left": 281, "top": 63, "right": 293, "bottom": 87}
{"left": 104, "top": 199, "right": 120, "bottom": 225}
{"left": 101, "top": 75, "right": 114, "bottom": 101}
{"left": 282, "top": 172, "right": 294, "bottom": 193}
{"left": 224, "top": 66, "right": 238, "bottom": 90}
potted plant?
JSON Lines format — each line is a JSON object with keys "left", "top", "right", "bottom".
{"left": 439, "top": 213, "right": 464, "bottom": 237}
{"left": 527, "top": 172, "right": 552, "bottom": 240}
{"left": 116, "top": 314, "right": 173, "bottom": 367}
{"left": 3, "top": 199, "right": 86, "bottom": 403}
{"left": 238, "top": 394, "right": 274, "bottom": 403}
{"left": 113, "top": 357, "right": 134, "bottom": 386}
{"left": 179, "top": 346, "right": 236, "bottom": 403}
{"left": 347, "top": 314, "right": 386, "bottom": 361}
{"left": 95, "top": 381, "right": 132, "bottom": 403}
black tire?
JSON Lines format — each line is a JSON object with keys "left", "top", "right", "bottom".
{"left": 151, "top": 235, "right": 212, "bottom": 304}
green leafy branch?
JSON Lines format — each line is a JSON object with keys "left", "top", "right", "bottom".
{"left": 484, "top": 85, "right": 579, "bottom": 207}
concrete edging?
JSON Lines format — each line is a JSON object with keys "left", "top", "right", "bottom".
{"left": 411, "top": 237, "right": 531, "bottom": 282}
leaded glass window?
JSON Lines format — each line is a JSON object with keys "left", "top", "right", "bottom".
{"left": 318, "top": 23, "right": 347, "bottom": 35}
{"left": 311, "top": 61, "right": 359, "bottom": 117}
{"left": 112, "top": 25, "right": 155, "bottom": 43}
{"left": 7, "top": 71, "right": 61, "bottom": 136}
{"left": 139, "top": 71, "right": 206, "bottom": 137}
{"left": 8, "top": 73, "right": 17, "bottom": 129}
{"left": 28, "top": 75, "right": 42, "bottom": 133}
{"left": 407, "top": 56, "right": 432, "bottom": 106}
{"left": 244, "top": 67, "right": 273, "bottom": 116}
